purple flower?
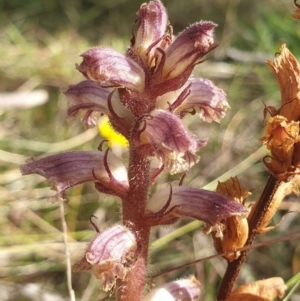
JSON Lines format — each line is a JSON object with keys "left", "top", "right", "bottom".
{"left": 155, "top": 22, "right": 217, "bottom": 81}
{"left": 73, "top": 224, "right": 138, "bottom": 292}
{"left": 20, "top": 151, "right": 129, "bottom": 202}
{"left": 145, "top": 186, "right": 248, "bottom": 234}
{"left": 65, "top": 80, "right": 112, "bottom": 127}
{"left": 136, "top": 109, "right": 207, "bottom": 174}
{"left": 133, "top": 0, "right": 168, "bottom": 67}
{"left": 174, "top": 78, "right": 228, "bottom": 122}
{"left": 65, "top": 80, "right": 134, "bottom": 137}
{"left": 143, "top": 276, "right": 201, "bottom": 301}
{"left": 77, "top": 47, "right": 145, "bottom": 93}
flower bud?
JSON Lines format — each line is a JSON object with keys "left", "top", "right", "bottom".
{"left": 134, "top": 0, "right": 168, "bottom": 67}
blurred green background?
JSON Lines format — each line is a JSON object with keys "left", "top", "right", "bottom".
{"left": 1, "top": 0, "right": 300, "bottom": 300}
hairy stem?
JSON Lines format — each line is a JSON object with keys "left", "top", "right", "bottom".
{"left": 216, "top": 175, "right": 281, "bottom": 300}
{"left": 117, "top": 143, "right": 151, "bottom": 301}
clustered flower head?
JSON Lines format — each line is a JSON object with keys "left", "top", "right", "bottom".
{"left": 20, "top": 0, "right": 250, "bottom": 299}
{"left": 65, "top": 0, "right": 230, "bottom": 176}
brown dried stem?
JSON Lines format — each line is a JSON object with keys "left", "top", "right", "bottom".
{"left": 216, "top": 175, "right": 281, "bottom": 301}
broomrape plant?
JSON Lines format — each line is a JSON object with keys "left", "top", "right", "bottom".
{"left": 20, "top": 1, "right": 300, "bottom": 300}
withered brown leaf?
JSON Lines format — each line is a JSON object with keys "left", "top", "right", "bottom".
{"left": 293, "top": 0, "right": 300, "bottom": 19}
{"left": 266, "top": 44, "right": 300, "bottom": 122}
{"left": 226, "top": 277, "right": 287, "bottom": 301}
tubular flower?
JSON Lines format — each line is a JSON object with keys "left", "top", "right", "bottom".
{"left": 73, "top": 225, "right": 138, "bottom": 293}
{"left": 154, "top": 22, "right": 217, "bottom": 85}
{"left": 77, "top": 47, "right": 146, "bottom": 93}
{"left": 174, "top": 78, "right": 228, "bottom": 122}
{"left": 136, "top": 109, "right": 207, "bottom": 174}
{"left": 145, "top": 186, "right": 248, "bottom": 233}
{"left": 20, "top": 151, "right": 129, "bottom": 202}
{"left": 143, "top": 276, "right": 201, "bottom": 301}
{"left": 155, "top": 77, "right": 228, "bottom": 122}
{"left": 20, "top": 0, "right": 237, "bottom": 298}
{"left": 133, "top": 0, "right": 168, "bottom": 67}
{"left": 65, "top": 80, "right": 133, "bottom": 133}
{"left": 65, "top": 80, "right": 112, "bottom": 128}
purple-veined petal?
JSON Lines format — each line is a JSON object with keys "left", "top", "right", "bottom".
{"left": 138, "top": 109, "right": 207, "bottom": 174}
{"left": 162, "top": 22, "right": 217, "bottom": 78}
{"left": 65, "top": 80, "right": 134, "bottom": 135}
{"left": 65, "top": 80, "right": 112, "bottom": 127}
{"left": 20, "top": 151, "right": 129, "bottom": 201}
{"left": 143, "top": 276, "right": 201, "bottom": 301}
{"left": 134, "top": 0, "right": 168, "bottom": 66}
{"left": 152, "top": 22, "right": 217, "bottom": 94}
{"left": 77, "top": 47, "right": 145, "bottom": 92}
{"left": 145, "top": 186, "right": 248, "bottom": 227}
{"left": 73, "top": 224, "right": 138, "bottom": 292}
{"left": 175, "top": 78, "right": 228, "bottom": 122}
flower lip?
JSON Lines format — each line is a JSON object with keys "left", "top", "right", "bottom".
{"left": 65, "top": 80, "right": 112, "bottom": 128}
{"left": 175, "top": 78, "right": 228, "bottom": 122}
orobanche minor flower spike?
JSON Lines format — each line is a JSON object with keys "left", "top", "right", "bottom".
{"left": 20, "top": 1, "right": 248, "bottom": 300}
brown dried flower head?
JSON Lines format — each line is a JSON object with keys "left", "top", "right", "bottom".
{"left": 211, "top": 177, "right": 250, "bottom": 262}
{"left": 262, "top": 44, "right": 300, "bottom": 180}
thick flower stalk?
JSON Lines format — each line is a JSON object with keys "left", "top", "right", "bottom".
{"left": 20, "top": 1, "right": 247, "bottom": 300}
